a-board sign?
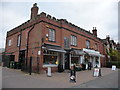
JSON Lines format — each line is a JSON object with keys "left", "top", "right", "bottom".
{"left": 70, "top": 70, "right": 76, "bottom": 82}
{"left": 93, "top": 68, "right": 101, "bottom": 77}
{"left": 112, "top": 65, "right": 116, "bottom": 71}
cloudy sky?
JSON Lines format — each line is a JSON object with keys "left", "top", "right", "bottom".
{"left": 0, "top": 0, "right": 119, "bottom": 48}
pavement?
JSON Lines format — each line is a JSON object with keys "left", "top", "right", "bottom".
{"left": 72, "top": 70, "right": 118, "bottom": 88}
{"left": 2, "top": 67, "right": 119, "bottom": 88}
{"left": 0, "top": 66, "right": 2, "bottom": 90}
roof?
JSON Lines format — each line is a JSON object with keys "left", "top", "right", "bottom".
{"left": 7, "top": 11, "right": 102, "bottom": 42}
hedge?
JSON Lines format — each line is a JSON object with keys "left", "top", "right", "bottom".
{"left": 106, "top": 61, "right": 120, "bottom": 68}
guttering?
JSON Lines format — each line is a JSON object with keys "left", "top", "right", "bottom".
{"left": 26, "top": 25, "right": 35, "bottom": 70}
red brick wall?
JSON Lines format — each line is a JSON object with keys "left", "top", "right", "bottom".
{"left": 5, "top": 12, "right": 106, "bottom": 71}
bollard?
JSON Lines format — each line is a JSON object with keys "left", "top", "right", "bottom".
{"left": 29, "top": 56, "right": 32, "bottom": 75}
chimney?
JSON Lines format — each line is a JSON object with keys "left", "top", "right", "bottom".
{"left": 106, "top": 35, "right": 110, "bottom": 41}
{"left": 92, "top": 27, "right": 97, "bottom": 36}
{"left": 31, "top": 3, "right": 39, "bottom": 20}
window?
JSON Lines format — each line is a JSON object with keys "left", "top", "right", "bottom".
{"left": 86, "top": 40, "right": 90, "bottom": 48}
{"left": 71, "top": 35, "right": 77, "bottom": 46}
{"left": 8, "top": 39, "right": 11, "bottom": 46}
{"left": 95, "top": 43, "right": 98, "bottom": 50}
{"left": 64, "top": 37, "right": 70, "bottom": 48}
{"left": 43, "top": 50, "right": 58, "bottom": 65}
{"left": 17, "top": 35, "right": 21, "bottom": 47}
{"left": 49, "top": 29, "right": 55, "bottom": 42}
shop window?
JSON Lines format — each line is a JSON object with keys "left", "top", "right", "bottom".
{"left": 49, "top": 29, "right": 55, "bottom": 42}
{"left": 95, "top": 57, "right": 99, "bottom": 64}
{"left": 71, "top": 57, "right": 79, "bottom": 64}
{"left": 43, "top": 50, "right": 58, "bottom": 65}
{"left": 8, "top": 39, "right": 11, "bottom": 46}
{"left": 44, "top": 55, "right": 57, "bottom": 64}
{"left": 71, "top": 35, "right": 77, "bottom": 46}
{"left": 86, "top": 40, "right": 90, "bottom": 48}
{"left": 17, "top": 35, "right": 21, "bottom": 47}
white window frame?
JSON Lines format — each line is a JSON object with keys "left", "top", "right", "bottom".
{"left": 8, "top": 39, "right": 11, "bottom": 46}
{"left": 49, "top": 29, "right": 55, "bottom": 42}
{"left": 86, "top": 40, "right": 90, "bottom": 48}
{"left": 71, "top": 35, "right": 77, "bottom": 46}
{"left": 17, "top": 35, "right": 21, "bottom": 47}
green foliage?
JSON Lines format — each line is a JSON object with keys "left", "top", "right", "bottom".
{"left": 107, "top": 48, "right": 120, "bottom": 61}
{"left": 106, "top": 61, "right": 120, "bottom": 68}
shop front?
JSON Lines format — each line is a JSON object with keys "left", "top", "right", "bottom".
{"left": 70, "top": 49, "right": 85, "bottom": 67}
{"left": 83, "top": 48, "right": 104, "bottom": 68}
{"left": 42, "top": 44, "right": 66, "bottom": 72}
{"left": 64, "top": 49, "right": 85, "bottom": 70}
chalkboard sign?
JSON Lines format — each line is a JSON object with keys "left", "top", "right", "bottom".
{"left": 93, "top": 68, "right": 101, "bottom": 77}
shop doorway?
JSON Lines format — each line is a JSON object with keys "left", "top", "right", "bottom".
{"left": 19, "top": 50, "right": 26, "bottom": 70}
{"left": 65, "top": 53, "right": 70, "bottom": 69}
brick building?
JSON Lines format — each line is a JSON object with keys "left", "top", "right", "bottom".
{"left": 5, "top": 3, "right": 106, "bottom": 73}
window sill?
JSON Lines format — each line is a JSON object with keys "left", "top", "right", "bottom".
{"left": 48, "top": 40, "right": 56, "bottom": 43}
{"left": 43, "top": 64, "right": 58, "bottom": 67}
{"left": 71, "top": 45, "right": 77, "bottom": 47}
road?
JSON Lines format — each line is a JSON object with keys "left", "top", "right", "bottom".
{"left": 72, "top": 70, "right": 119, "bottom": 88}
{"left": 2, "top": 67, "right": 119, "bottom": 88}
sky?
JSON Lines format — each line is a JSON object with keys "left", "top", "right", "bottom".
{"left": 0, "top": 0, "right": 119, "bottom": 48}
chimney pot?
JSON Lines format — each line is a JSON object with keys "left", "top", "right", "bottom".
{"left": 92, "top": 27, "right": 97, "bottom": 36}
{"left": 30, "top": 3, "right": 39, "bottom": 20}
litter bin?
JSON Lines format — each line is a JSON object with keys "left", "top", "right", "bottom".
{"left": 82, "top": 64, "right": 86, "bottom": 70}
{"left": 14, "top": 62, "right": 19, "bottom": 69}
{"left": 58, "top": 64, "right": 64, "bottom": 72}
{"left": 12, "top": 61, "right": 14, "bottom": 69}
{"left": 10, "top": 61, "right": 14, "bottom": 68}
{"left": 47, "top": 66, "right": 52, "bottom": 77}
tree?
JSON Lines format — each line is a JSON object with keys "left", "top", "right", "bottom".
{"left": 107, "top": 48, "right": 120, "bottom": 61}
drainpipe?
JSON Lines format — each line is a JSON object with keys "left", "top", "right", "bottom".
{"left": 26, "top": 25, "right": 35, "bottom": 71}
{"left": 18, "top": 29, "right": 22, "bottom": 69}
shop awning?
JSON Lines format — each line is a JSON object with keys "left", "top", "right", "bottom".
{"left": 86, "top": 52, "right": 104, "bottom": 57}
{"left": 71, "top": 49, "right": 85, "bottom": 55}
{"left": 42, "top": 44, "right": 66, "bottom": 53}
{"left": 83, "top": 48, "right": 104, "bottom": 57}
{"left": 48, "top": 48, "right": 66, "bottom": 53}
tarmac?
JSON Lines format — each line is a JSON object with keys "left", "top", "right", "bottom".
{"left": 2, "top": 67, "right": 118, "bottom": 88}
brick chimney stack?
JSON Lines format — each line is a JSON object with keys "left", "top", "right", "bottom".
{"left": 31, "top": 3, "right": 39, "bottom": 20}
{"left": 92, "top": 27, "right": 97, "bottom": 36}
{"left": 106, "top": 35, "right": 110, "bottom": 41}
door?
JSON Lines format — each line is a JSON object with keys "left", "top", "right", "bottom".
{"left": 19, "top": 50, "right": 26, "bottom": 70}
{"left": 65, "top": 53, "right": 70, "bottom": 69}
